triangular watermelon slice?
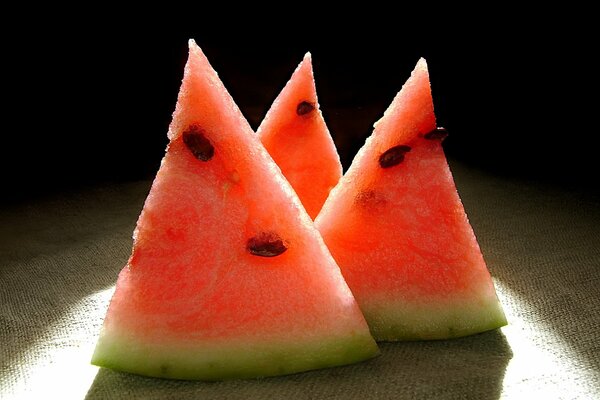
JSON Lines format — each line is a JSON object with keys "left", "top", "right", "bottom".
{"left": 315, "top": 58, "right": 507, "bottom": 341}
{"left": 91, "top": 40, "right": 378, "bottom": 380}
{"left": 257, "top": 53, "right": 342, "bottom": 219}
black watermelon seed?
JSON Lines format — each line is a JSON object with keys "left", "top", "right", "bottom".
{"left": 424, "top": 127, "right": 448, "bottom": 140}
{"left": 296, "top": 101, "right": 315, "bottom": 116}
{"left": 183, "top": 126, "right": 214, "bottom": 161}
{"left": 378, "top": 145, "right": 411, "bottom": 168}
{"left": 247, "top": 232, "right": 288, "bottom": 257}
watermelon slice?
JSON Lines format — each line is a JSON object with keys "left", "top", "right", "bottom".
{"left": 257, "top": 53, "right": 342, "bottom": 219}
{"left": 91, "top": 40, "right": 378, "bottom": 380}
{"left": 314, "top": 58, "right": 507, "bottom": 341}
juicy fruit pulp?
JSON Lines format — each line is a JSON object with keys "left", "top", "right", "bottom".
{"left": 91, "top": 40, "right": 379, "bottom": 380}
{"left": 257, "top": 53, "right": 342, "bottom": 219}
{"left": 315, "top": 58, "right": 507, "bottom": 341}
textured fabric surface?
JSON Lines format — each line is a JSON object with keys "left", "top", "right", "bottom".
{"left": 1, "top": 161, "right": 599, "bottom": 399}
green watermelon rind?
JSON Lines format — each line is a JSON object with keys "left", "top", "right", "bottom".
{"left": 91, "top": 331, "right": 379, "bottom": 380}
{"left": 360, "top": 295, "right": 507, "bottom": 341}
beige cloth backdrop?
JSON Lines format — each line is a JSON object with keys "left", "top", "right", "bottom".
{"left": 1, "top": 161, "right": 599, "bottom": 399}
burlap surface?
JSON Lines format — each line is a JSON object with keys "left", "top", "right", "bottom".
{"left": 1, "top": 161, "right": 598, "bottom": 399}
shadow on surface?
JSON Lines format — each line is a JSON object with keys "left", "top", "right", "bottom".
{"left": 85, "top": 330, "right": 511, "bottom": 400}
{"left": 0, "top": 181, "right": 151, "bottom": 384}
{"left": 451, "top": 160, "right": 600, "bottom": 378}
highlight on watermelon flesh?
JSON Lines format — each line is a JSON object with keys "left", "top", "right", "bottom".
{"left": 315, "top": 58, "right": 507, "bottom": 341}
{"left": 91, "top": 40, "right": 379, "bottom": 380}
{"left": 257, "top": 53, "right": 342, "bottom": 219}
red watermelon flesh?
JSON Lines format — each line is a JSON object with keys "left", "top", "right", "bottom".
{"left": 315, "top": 58, "right": 507, "bottom": 341}
{"left": 91, "top": 40, "right": 378, "bottom": 380}
{"left": 257, "top": 53, "right": 342, "bottom": 219}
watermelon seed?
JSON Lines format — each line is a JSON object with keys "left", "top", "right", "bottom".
{"left": 296, "top": 101, "right": 315, "bottom": 116}
{"left": 183, "top": 126, "right": 214, "bottom": 161}
{"left": 379, "top": 145, "right": 411, "bottom": 168}
{"left": 247, "top": 232, "right": 288, "bottom": 257}
{"left": 424, "top": 127, "right": 448, "bottom": 140}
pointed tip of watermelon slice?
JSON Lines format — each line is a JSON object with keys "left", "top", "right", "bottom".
{"left": 187, "top": 38, "right": 201, "bottom": 57}
{"left": 187, "top": 38, "right": 206, "bottom": 54}
{"left": 167, "top": 39, "right": 212, "bottom": 141}
{"left": 186, "top": 39, "right": 210, "bottom": 67}
{"left": 168, "top": 39, "right": 243, "bottom": 141}
{"left": 257, "top": 53, "right": 318, "bottom": 137}
{"left": 372, "top": 57, "right": 436, "bottom": 143}
{"left": 296, "top": 52, "right": 315, "bottom": 84}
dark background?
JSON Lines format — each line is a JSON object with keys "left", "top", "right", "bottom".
{"left": 3, "top": 18, "right": 596, "bottom": 203}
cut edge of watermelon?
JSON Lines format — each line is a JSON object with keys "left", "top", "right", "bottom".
{"left": 91, "top": 330, "right": 379, "bottom": 380}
